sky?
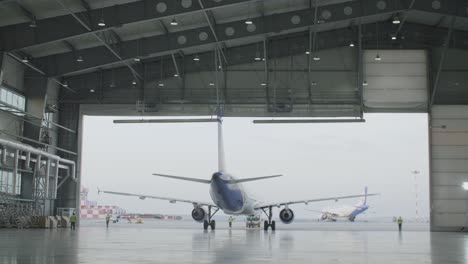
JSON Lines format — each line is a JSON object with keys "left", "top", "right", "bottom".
{"left": 81, "top": 114, "right": 429, "bottom": 220}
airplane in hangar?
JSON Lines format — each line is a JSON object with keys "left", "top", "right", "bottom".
{"left": 314, "top": 187, "right": 372, "bottom": 222}
{"left": 99, "top": 107, "right": 377, "bottom": 231}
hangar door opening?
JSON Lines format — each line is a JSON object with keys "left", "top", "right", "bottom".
{"left": 80, "top": 114, "right": 429, "bottom": 227}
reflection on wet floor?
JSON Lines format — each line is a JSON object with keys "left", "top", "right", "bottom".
{"left": 0, "top": 221, "right": 466, "bottom": 264}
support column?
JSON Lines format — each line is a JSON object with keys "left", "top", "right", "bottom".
{"left": 22, "top": 69, "right": 48, "bottom": 145}
{"left": 357, "top": 23, "right": 364, "bottom": 118}
{"left": 0, "top": 52, "right": 4, "bottom": 83}
{"left": 54, "top": 160, "right": 59, "bottom": 199}
{"left": 56, "top": 103, "right": 79, "bottom": 213}
{"left": 12, "top": 150, "right": 19, "bottom": 195}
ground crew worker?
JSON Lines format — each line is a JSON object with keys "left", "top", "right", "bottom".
{"left": 397, "top": 216, "right": 403, "bottom": 231}
{"left": 70, "top": 212, "right": 77, "bottom": 230}
{"left": 228, "top": 216, "right": 235, "bottom": 228}
{"left": 105, "top": 214, "right": 111, "bottom": 228}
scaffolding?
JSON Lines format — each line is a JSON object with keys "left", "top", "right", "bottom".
{"left": 0, "top": 138, "right": 76, "bottom": 228}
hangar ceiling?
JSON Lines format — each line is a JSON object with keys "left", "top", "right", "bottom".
{"left": 1, "top": 0, "right": 468, "bottom": 110}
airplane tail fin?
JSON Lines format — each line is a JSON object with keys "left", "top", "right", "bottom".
{"left": 360, "top": 186, "right": 368, "bottom": 206}
{"left": 213, "top": 44, "right": 225, "bottom": 173}
{"left": 217, "top": 105, "right": 226, "bottom": 172}
{"left": 364, "top": 186, "right": 368, "bottom": 205}
{"left": 354, "top": 186, "right": 368, "bottom": 207}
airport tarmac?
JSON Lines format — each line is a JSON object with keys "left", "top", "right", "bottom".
{"left": 0, "top": 220, "right": 465, "bottom": 264}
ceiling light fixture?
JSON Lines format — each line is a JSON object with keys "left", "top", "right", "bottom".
{"left": 98, "top": 18, "right": 106, "bottom": 27}
{"left": 245, "top": 19, "right": 253, "bottom": 25}
{"left": 193, "top": 55, "right": 200, "bottom": 61}
{"left": 158, "top": 82, "right": 165, "bottom": 87}
{"left": 29, "top": 19, "right": 37, "bottom": 28}
{"left": 134, "top": 57, "right": 141, "bottom": 62}
{"left": 174, "top": 73, "right": 179, "bottom": 77}
{"left": 170, "top": 18, "right": 178, "bottom": 26}
{"left": 132, "top": 79, "right": 137, "bottom": 85}
{"left": 90, "top": 89, "right": 95, "bottom": 93}
{"left": 363, "top": 81, "right": 368, "bottom": 86}
{"left": 76, "top": 55, "right": 84, "bottom": 62}
{"left": 375, "top": 22, "right": 382, "bottom": 62}
{"left": 349, "top": 42, "right": 355, "bottom": 47}
{"left": 261, "top": 83, "right": 267, "bottom": 86}
{"left": 313, "top": 56, "right": 320, "bottom": 61}
{"left": 62, "top": 81, "right": 69, "bottom": 88}
{"left": 209, "top": 82, "right": 215, "bottom": 86}
{"left": 21, "top": 56, "right": 29, "bottom": 63}
{"left": 254, "top": 51, "right": 261, "bottom": 61}
{"left": 305, "top": 51, "right": 311, "bottom": 55}
{"left": 392, "top": 16, "right": 401, "bottom": 24}
{"left": 391, "top": 35, "right": 397, "bottom": 40}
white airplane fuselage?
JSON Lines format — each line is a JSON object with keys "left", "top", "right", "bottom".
{"left": 321, "top": 205, "right": 369, "bottom": 221}
{"left": 209, "top": 172, "right": 258, "bottom": 215}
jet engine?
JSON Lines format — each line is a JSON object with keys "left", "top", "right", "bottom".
{"left": 191, "top": 207, "right": 207, "bottom": 222}
{"left": 279, "top": 208, "right": 295, "bottom": 224}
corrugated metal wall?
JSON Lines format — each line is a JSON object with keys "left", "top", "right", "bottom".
{"left": 431, "top": 105, "right": 468, "bottom": 231}
{"left": 364, "top": 50, "right": 428, "bottom": 112}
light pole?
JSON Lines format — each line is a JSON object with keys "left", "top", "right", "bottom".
{"left": 411, "top": 170, "right": 420, "bottom": 222}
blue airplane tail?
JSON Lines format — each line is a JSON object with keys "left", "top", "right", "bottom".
{"left": 356, "top": 186, "right": 368, "bottom": 207}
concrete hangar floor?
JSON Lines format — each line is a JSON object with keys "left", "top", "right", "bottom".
{"left": 0, "top": 220, "right": 465, "bottom": 264}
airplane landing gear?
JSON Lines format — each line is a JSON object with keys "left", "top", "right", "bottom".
{"left": 203, "top": 206, "right": 219, "bottom": 230}
{"left": 262, "top": 206, "right": 276, "bottom": 231}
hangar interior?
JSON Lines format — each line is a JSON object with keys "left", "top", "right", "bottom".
{"left": 0, "top": 0, "right": 467, "bottom": 231}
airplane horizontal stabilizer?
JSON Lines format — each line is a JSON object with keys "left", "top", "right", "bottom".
{"left": 98, "top": 189, "right": 217, "bottom": 207}
{"left": 225, "top": 174, "right": 282, "bottom": 184}
{"left": 152, "top": 173, "right": 211, "bottom": 184}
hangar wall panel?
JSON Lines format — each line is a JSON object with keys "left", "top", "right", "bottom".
{"left": 0, "top": 53, "right": 25, "bottom": 140}
{"left": 1, "top": 54, "right": 24, "bottom": 91}
{"left": 431, "top": 105, "right": 468, "bottom": 231}
{"left": 432, "top": 49, "right": 468, "bottom": 104}
{"left": 363, "top": 50, "right": 428, "bottom": 112}
{"left": 79, "top": 47, "right": 361, "bottom": 117}
{"left": 227, "top": 71, "right": 267, "bottom": 100}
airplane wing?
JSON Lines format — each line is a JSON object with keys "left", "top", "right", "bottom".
{"left": 254, "top": 193, "right": 378, "bottom": 210}
{"left": 98, "top": 189, "right": 218, "bottom": 208}
{"left": 304, "top": 208, "right": 325, "bottom": 213}
{"left": 304, "top": 208, "right": 340, "bottom": 217}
